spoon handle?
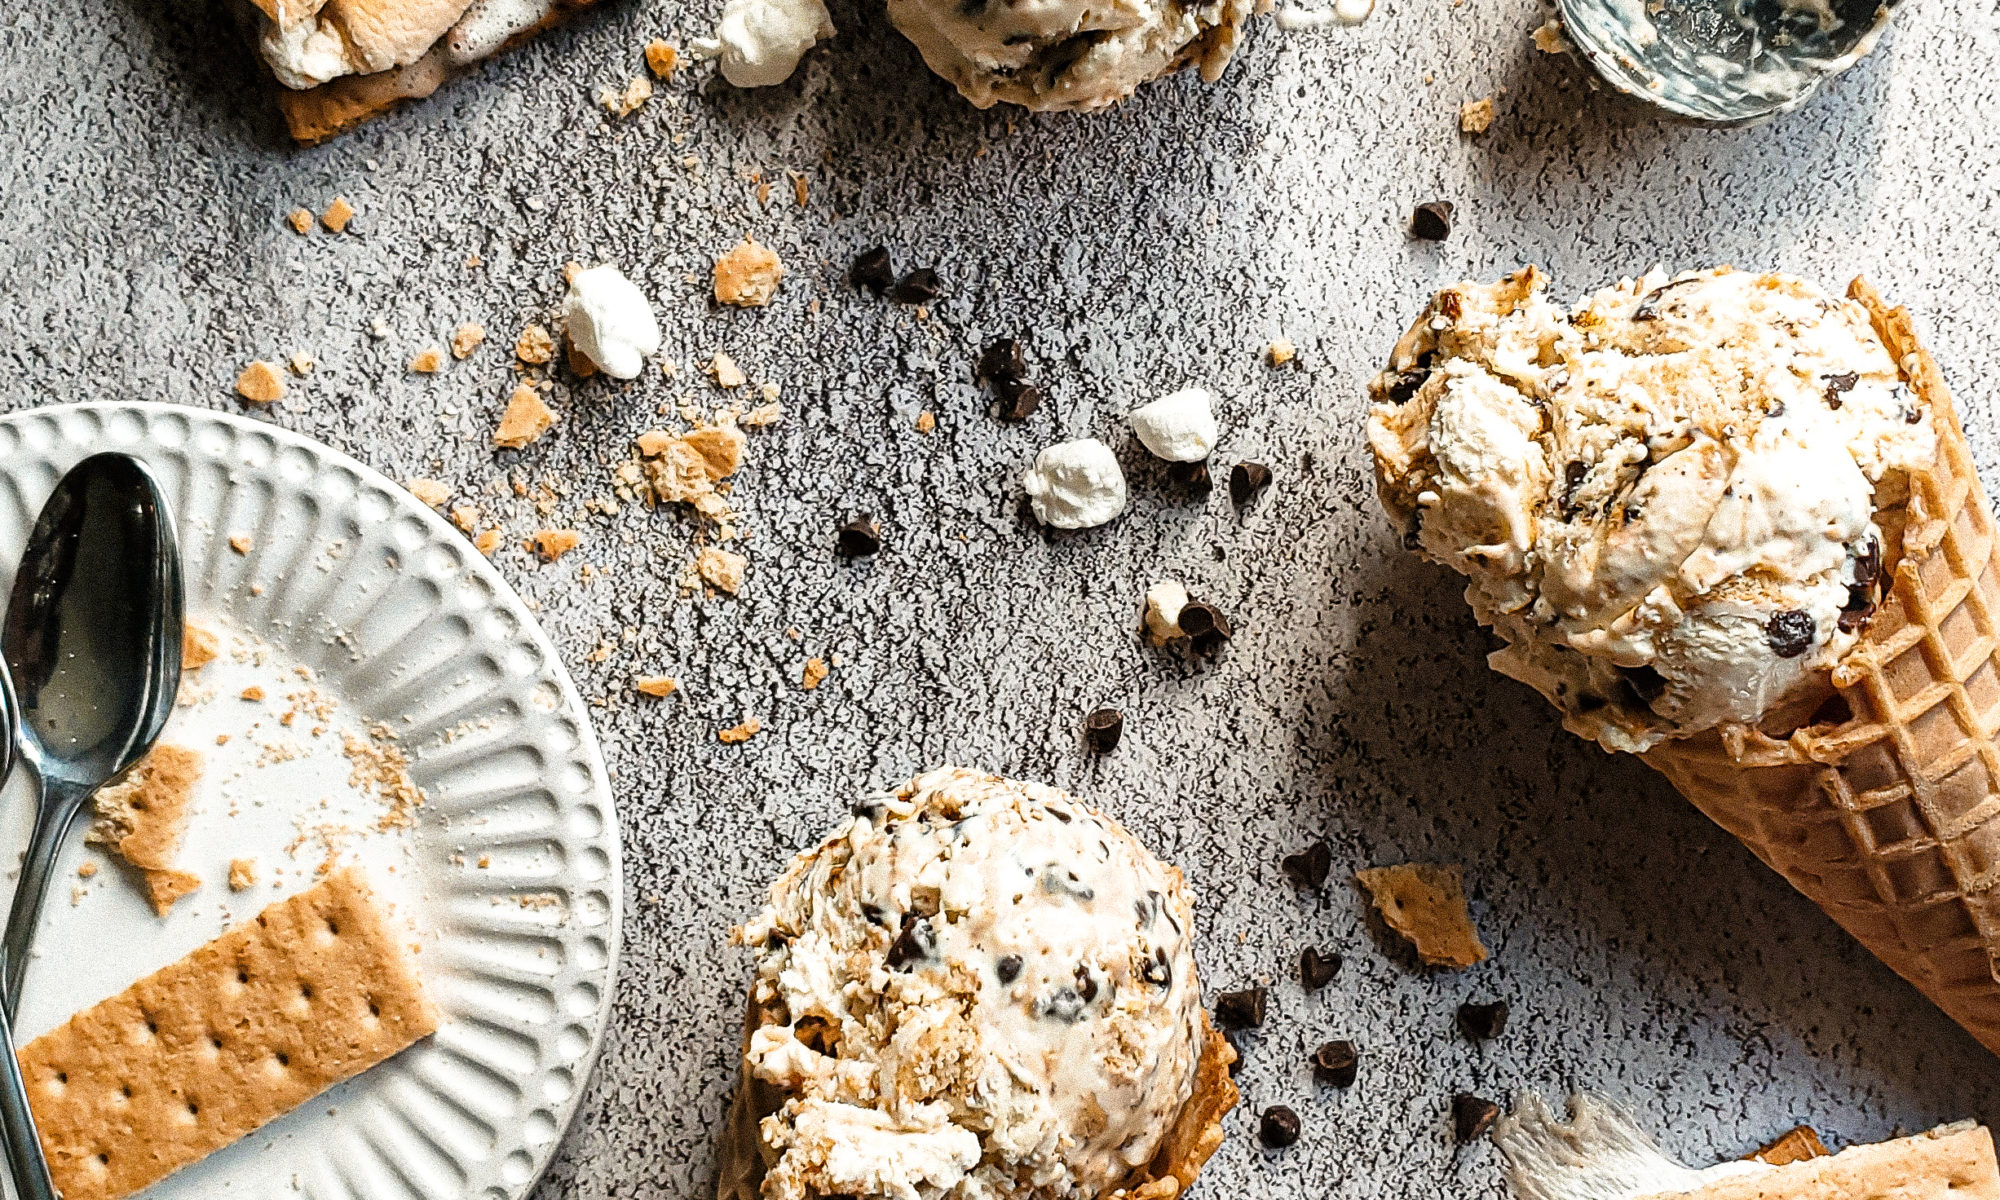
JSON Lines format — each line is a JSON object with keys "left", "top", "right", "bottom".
{"left": 0, "top": 995, "right": 57, "bottom": 1200}
{"left": 0, "top": 780, "right": 87, "bottom": 1018}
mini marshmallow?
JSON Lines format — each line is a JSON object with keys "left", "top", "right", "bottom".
{"left": 1024, "top": 439, "right": 1127, "bottom": 529}
{"left": 692, "top": 0, "right": 835, "bottom": 87}
{"left": 563, "top": 265, "right": 661, "bottom": 380}
{"left": 1129, "top": 388, "right": 1219, "bottom": 462}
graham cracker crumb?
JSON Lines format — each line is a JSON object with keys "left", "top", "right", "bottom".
{"left": 495, "top": 384, "right": 557, "bottom": 449}
{"left": 516, "top": 324, "right": 556, "bottom": 365}
{"left": 915, "top": 412, "right": 936, "bottom": 434}
{"left": 1268, "top": 338, "right": 1296, "bottom": 366}
{"left": 742, "top": 402, "right": 784, "bottom": 427}
{"left": 408, "top": 478, "right": 450, "bottom": 508}
{"left": 77, "top": 862, "right": 97, "bottom": 879}
{"left": 709, "top": 353, "right": 747, "bottom": 388}
{"left": 289, "top": 352, "right": 315, "bottom": 375}
{"left": 801, "top": 658, "right": 829, "bottom": 690}
{"left": 451, "top": 322, "right": 487, "bottom": 359}
{"left": 566, "top": 336, "right": 599, "bottom": 379}
{"left": 600, "top": 75, "right": 653, "bottom": 117}
{"left": 287, "top": 208, "right": 315, "bottom": 235}
{"left": 1753, "top": 1127, "right": 1829, "bottom": 1166}
{"left": 183, "top": 623, "right": 220, "bottom": 672}
{"left": 241, "top": 686, "right": 267, "bottom": 702}
{"left": 87, "top": 744, "right": 204, "bottom": 916}
{"left": 409, "top": 346, "right": 444, "bottom": 374}
{"left": 229, "top": 535, "right": 254, "bottom": 555}
{"left": 1355, "top": 863, "right": 1488, "bottom": 969}
{"left": 236, "top": 361, "right": 286, "bottom": 404}
{"left": 792, "top": 174, "right": 809, "bottom": 207}
{"left": 531, "top": 529, "right": 582, "bottom": 561}
{"left": 450, "top": 505, "right": 479, "bottom": 532}
{"left": 713, "top": 238, "right": 784, "bottom": 307}
{"left": 646, "top": 39, "right": 680, "bottom": 77}
{"left": 719, "top": 717, "right": 762, "bottom": 744}
{"left": 1459, "top": 96, "right": 1496, "bottom": 134}
{"left": 228, "top": 858, "right": 258, "bottom": 891}
{"left": 474, "top": 528, "right": 502, "bottom": 556}
{"left": 343, "top": 724, "right": 425, "bottom": 832}
{"left": 634, "top": 676, "right": 678, "bottom": 698}
{"left": 698, "top": 547, "right": 746, "bottom": 594}
{"left": 322, "top": 196, "right": 356, "bottom": 232}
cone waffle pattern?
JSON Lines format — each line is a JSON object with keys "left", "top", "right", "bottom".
{"left": 1645, "top": 277, "right": 2000, "bottom": 1056}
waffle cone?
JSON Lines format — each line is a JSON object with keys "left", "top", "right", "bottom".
{"left": 714, "top": 993, "right": 1238, "bottom": 1200}
{"left": 1644, "top": 276, "right": 2000, "bottom": 1056}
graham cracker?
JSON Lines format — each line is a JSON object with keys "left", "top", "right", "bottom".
{"left": 1645, "top": 1125, "right": 1999, "bottom": 1200}
{"left": 272, "top": 0, "right": 606, "bottom": 145}
{"left": 1752, "top": 1126, "right": 1829, "bottom": 1166}
{"left": 1355, "top": 863, "right": 1488, "bottom": 968}
{"left": 87, "top": 745, "right": 204, "bottom": 916}
{"left": 22, "top": 866, "right": 438, "bottom": 1200}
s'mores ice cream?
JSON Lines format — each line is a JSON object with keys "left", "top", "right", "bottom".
{"left": 717, "top": 766, "right": 1236, "bottom": 1200}
{"left": 1368, "top": 266, "right": 2000, "bottom": 1059}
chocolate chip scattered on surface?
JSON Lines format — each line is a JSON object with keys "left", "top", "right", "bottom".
{"left": 1230, "top": 461, "right": 1273, "bottom": 506}
{"left": 1411, "top": 200, "right": 1454, "bottom": 241}
{"left": 1084, "top": 708, "right": 1124, "bottom": 753}
{"left": 997, "top": 379, "right": 1044, "bottom": 421}
{"left": 1457, "top": 999, "right": 1508, "bottom": 1040}
{"left": 1259, "top": 1105, "right": 1301, "bottom": 1148}
{"left": 1299, "top": 947, "right": 1341, "bottom": 990}
{"left": 1313, "top": 1040, "right": 1358, "bottom": 1087}
{"left": 1167, "top": 460, "right": 1212, "bottom": 491}
{"left": 977, "top": 338, "right": 1026, "bottom": 383}
{"left": 1178, "top": 600, "right": 1233, "bottom": 654}
{"left": 1215, "top": 986, "right": 1267, "bottom": 1029}
{"left": 849, "top": 246, "right": 894, "bottom": 293}
{"left": 1453, "top": 1092, "right": 1501, "bottom": 1142}
{"left": 1281, "top": 841, "right": 1331, "bottom": 889}
{"left": 890, "top": 267, "right": 941, "bottom": 304}
{"left": 836, "top": 516, "right": 881, "bottom": 557}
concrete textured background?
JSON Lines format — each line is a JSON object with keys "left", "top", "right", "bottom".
{"left": 6, "top": 0, "right": 2000, "bottom": 1195}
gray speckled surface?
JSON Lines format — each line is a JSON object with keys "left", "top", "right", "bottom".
{"left": 6, "top": 0, "right": 2000, "bottom": 1195}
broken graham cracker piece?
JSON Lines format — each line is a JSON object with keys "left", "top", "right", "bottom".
{"left": 494, "top": 383, "right": 557, "bottom": 449}
{"left": 87, "top": 745, "right": 204, "bottom": 916}
{"left": 1354, "top": 863, "right": 1487, "bottom": 968}
{"left": 713, "top": 237, "right": 784, "bottom": 307}
{"left": 228, "top": 858, "right": 258, "bottom": 892}
{"left": 23, "top": 867, "right": 439, "bottom": 1200}
{"left": 234, "top": 361, "right": 285, "bottom": 404}
{"left": 1666, "top": 1125, "right": 2000, "bottom": 1200}
{"left": 182, "top": 623, "right": 220, "bottom": 673}
{"left": 1753, "top": 1126, "right": 1830, "bottom": 1166}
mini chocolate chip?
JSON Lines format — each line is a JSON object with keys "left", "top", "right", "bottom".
{"left": 1618, "top": 664, "right": 1668, "bottom": 705}
{"left": 997, "top": 954, "right": 1023, "bottom": 984}
{"left": 1039, "top": 988, "right": 1086, "bottom": 1023}
{"left": 1632, "top": 277, "right": 1697, "bottom": 321}
{"left": 1168, "top": 459, "right": 1213, "bottom": 491}
{"left": 1230, "top": 461, "right": 1273, "bottom": 506}
{"left": 1453, "top": 1093, "right": 1501, "bottom": 1142}
{"left": 1765, "top": 610, "right": 1816, "bottom": 658}
{"left": 1838, "top": 597, "right": 1876, "bottom": 632}
{"left": 1851, "top": 537, "right": 1882, "bottom": 587}
{"left": 1215, "top": 987, "right": 1267, "bottom": 1029}
{"left": 1259, "top": 1105, "right": 1301, "bottom": 1148}
{"left": 1084, "top": 708, "right": 1124, "bottom": 753}
{"left": 890, "top": 268, "right": 941, "bottom": 304}
{"left": 886, "top": 914, "right": 934, "bottom": 970}
{"left": 1766, "top": 400, "right": 1786, "bottom": 418}
{"left": 1457, "top": 999, "right": 1508, "bottom": 1040}
{"left": 1559, "top": 460, "right": 1588, "bottom": 519}
{"left": 1178, "top": 600, "right": 1232, "bottom": 642}
{"left": 835, "top": 516, "right": 881, "bottom": 557}
{"left": 849, "top": 246, "right": 894, "bottom": 293}
{"left": 1313, "top": 1040, "right": 1358, "bottom": 1087}
{"left": 1140, "top": 947, "right": 1173, "bottom": 987}
{"left": 1907, "top": 406, "right": 1925, "bottom": 424}
{"left": 861, "top": 903, "right": 889, "bottom": 927}
{"left": 1075, "top": 965, "right": 1098, "bottom": 1002}
{"left": 1823, "top": 372, "right": 1859, "bottom": 408}
{"left": 1281, "top": 841, "right": 1332, "bottom": 890}
{"left": 977, "top": 339, "right": 1026, "bottom": 383}
{"left": 1299, "top": 947, "right": 1341, "bottom": 991}
{"left": 1411, "top": 201, "right": 1454, "bottom": 241}
{"left": 1386, "top": 369, "right": 1429, "bottom": 404}
{"left": 997, "top": 378, "right": 1043, "bottom": 421}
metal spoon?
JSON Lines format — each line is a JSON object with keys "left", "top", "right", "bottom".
{"left": 0, "top": 657, "right": 15, "bottom": 790}
{"left": 1556, "top": 0, "right": 1897, "bottom": 124}
{"left": 0, "top": 453, "right": 183, "bottom": 1200}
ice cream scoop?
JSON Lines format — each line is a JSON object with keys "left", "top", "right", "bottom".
{"left": 1368, "top": 266, "right": 1935, "bottom": 754}
{"left": 719, "top": 767, "right": 1235, "bottom": 1200}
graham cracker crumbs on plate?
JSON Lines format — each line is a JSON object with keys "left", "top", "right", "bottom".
{"left": 792, "top": 173, "right": 809, "bottom": 207}
{"left": 343, "top": 723, "right": 425, "bottom": 832}
{"left": 719, "top": 716, "right": 762, "bottom": 744}
{"left": 1459, "top": 96, "right": 1496, "bottom": 134}
{"left": 451, "top": 322, "right": 487, "bottom": 358}
{"left": 915, "top": 411, "right": 936, "bottom": 434}
{"left": 802, "top": 657, "right": 829, "bottom": 690}
{"left": 646, "top": 39, "right": 680, "bottom": 76}
{"left": 229, "top": 857, "right": 258, "bottom": 891}
{"left": 183, "top": 623, "right": 220, "bottom": 672}
{"left": 410, "top": 346, "right": 444, "bottom": 373}
{"left": 408, "top": 477, "right": 450, "bottom": 507}
{"left": 240, "top": 686, "right": 266, "bottom": 701}
{"left": 77, "top": 862, "right": 97, "bottom": 879}
{"left": 517, "top": 323, "right": 556, "bottom": 365}
{"left": 236, "top": 360, "right": 286, "bottom": 404}
{"left": 600, "top": 75, "right": 653, "bottom": 116}
{"left": 495, "top": 383, "right": 558, "bottom": 449}
{"left": 1532, "top": 19, "right": 1568, "bottom": 51}
{"left": 287, "top": 208, "right": 315, "bottom": 234}
{"left": 618, "top": 419, "right": 746, "bottom": 527}
{"left": 1268, "top": 338, "right": 1296, "bottom": 366}
{"left": 698, "top": 547, "right": 746, "bottom": 594}
{"left": 634, "top": 676, "right": 678, "bottom": 697}
{"left": 87, "top": 743, "right": 204, "bottom": 916}
{"left": 450, "top": 505, "right": 479, "bottom": 532}
{"left": 322, "top": 196, "right": 356, "bottom": 232}
{"left": 713, "top": 238, "right": 784, "bottom": 307}
{"left": 531, "top": 529, "right": 582, "bottom": 560}
{"left": 1355, "top": 863, "right": 1488, "bottom": 969}
{"left": 708, "top": 352, "right": 747, "bottom": 388}
{"left": 289, "top": 352, "right": 315, "bottom": 375}
{"left": 742, "top": 402, "right": 784, "bottom": 427}
{"left": 474, "top": 528, "right": 502, "bottom": 556}
{"left": 229, "top": 534, "right": 254, "bottom": 555}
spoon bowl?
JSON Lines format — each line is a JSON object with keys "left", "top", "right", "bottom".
{"left": 1556, "top": 0, "right": 1896, "bottom": 124}
{"left": 0, "top": 659, "right": 14, "bottom": 789}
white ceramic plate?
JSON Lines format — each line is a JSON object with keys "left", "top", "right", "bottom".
{"left": 0, "top": 402, "right": 621, "bottom": 1200}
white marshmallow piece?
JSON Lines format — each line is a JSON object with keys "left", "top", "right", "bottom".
{"left": 693, "top": 0, "right": 835, "bottom": 88}
{"left": 1142, "top": 581, "right": 1189, "bottom": 644}
{"left": 1129, "top": 387, "right": 1219, "bottom": 462}
{"left": 1024, "top": 439, "right": 1128, "bottom": 529}
{"left": 563, "top": 265, "right": 661, "bottom": 380}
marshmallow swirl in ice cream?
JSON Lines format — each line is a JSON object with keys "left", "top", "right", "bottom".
{"left": 733, "top": 766, "right": 1205, "bottom": 1200}
{"left": 1367, "top": 267, "right": 1937, "bottom": 753}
